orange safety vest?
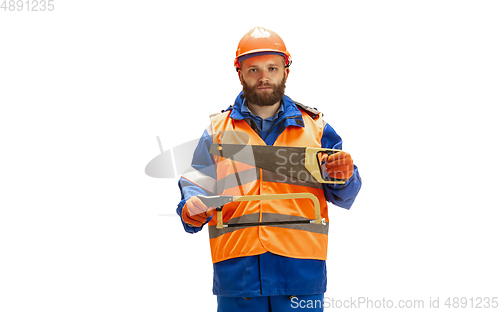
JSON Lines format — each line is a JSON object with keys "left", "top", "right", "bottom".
{"left": 208, "top": 109, "right": 329, "bottom": 264}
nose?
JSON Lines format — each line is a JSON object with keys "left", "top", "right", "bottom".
{"left": 259, "top": 70, "right": 269, "bottom": 84}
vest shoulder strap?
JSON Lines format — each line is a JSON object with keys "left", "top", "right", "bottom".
{"left": 209, "top": 105, "right": 233, "bottom": 119}
{"left": 292, "top": 100, "right": 322, "bottom": 119}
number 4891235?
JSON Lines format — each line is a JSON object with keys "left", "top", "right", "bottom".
{"left": 1, "top": 0, "right": 55, "bottom": 11}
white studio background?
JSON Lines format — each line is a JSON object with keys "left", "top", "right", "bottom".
{"left": 1, "top": 1, "right": 499, "bottom": 311}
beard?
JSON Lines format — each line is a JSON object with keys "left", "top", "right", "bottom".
{"left": 242, "top": 73, "right": 286, "bottom": 107}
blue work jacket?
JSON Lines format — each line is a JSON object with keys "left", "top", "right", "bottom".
{"left": 176, "top": 92, "right": 362, "bottom": 297}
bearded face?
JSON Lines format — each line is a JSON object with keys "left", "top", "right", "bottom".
{"left": 241, "top": 72, "right": 286, "bottom": 107}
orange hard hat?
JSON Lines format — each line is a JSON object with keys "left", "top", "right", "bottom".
{"left": 234, "top": 26, "right": 292, "bottom": 70}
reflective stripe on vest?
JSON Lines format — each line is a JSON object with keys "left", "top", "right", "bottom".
{"left": 208, "top": 109, "right": 329, "bottom": 264}
{"left": 181, "top": 166, "right": 217, "bottom": 194}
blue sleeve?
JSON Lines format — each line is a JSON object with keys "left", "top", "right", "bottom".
{"left": 176, "top": 129, "right": 216, "bottom": 233}
{"left": 321, "top": 122, "right": 362, "bottom": 210}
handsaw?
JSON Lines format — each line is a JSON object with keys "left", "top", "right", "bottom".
{"left": 209, "top": 144, "right": 346, "bottom": 185}
{"left": 199, "top": 144, "right": 342, "bottom": 230}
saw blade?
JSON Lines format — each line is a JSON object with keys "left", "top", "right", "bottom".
{"left": 209, "top": 144, "right": 321, "bottom": 185}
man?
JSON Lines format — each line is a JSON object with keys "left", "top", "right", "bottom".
{"left": 176, "top": 27, "right": 362, "bottom": 312}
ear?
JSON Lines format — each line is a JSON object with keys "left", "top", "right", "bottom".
{"left": 238, "top": 70, "right": 243, "bottom": 85}
{"left": 284, "top": 68, "right": 290, "bottom": 81}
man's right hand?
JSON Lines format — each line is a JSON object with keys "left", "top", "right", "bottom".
{"left": 182, "top": 196, "right": 214, "bottom": 227}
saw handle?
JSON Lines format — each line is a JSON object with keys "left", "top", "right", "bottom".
{"left": 316, "top": 150, "right": 345, "bottom": 183}
{"left": 305, "top": 147, "right": 346, "bottom": 184}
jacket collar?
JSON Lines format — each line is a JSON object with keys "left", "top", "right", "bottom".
{"left": 226, "top": 91, "right": 304, "bottom": 128}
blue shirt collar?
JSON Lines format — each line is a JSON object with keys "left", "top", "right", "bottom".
{"left": 240, "top": 99, "right": 285, "bottom": 121}
{"left": 228, "top": 91, "right": 303, "bottom": 124}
